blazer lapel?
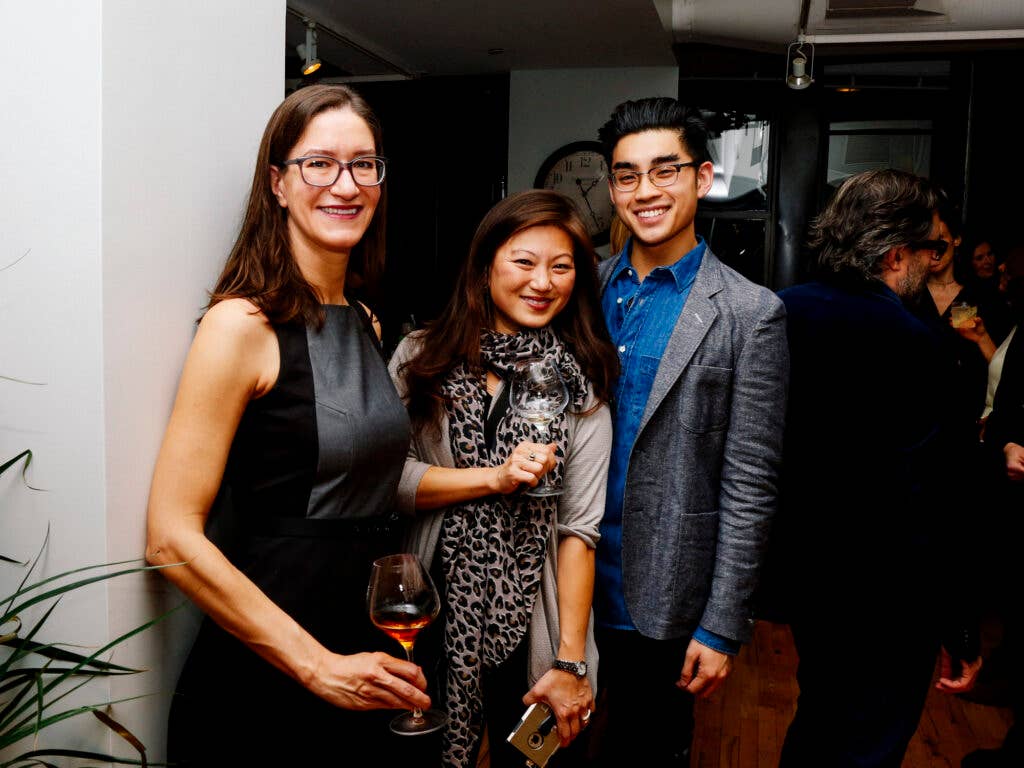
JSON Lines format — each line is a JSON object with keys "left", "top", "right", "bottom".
{"left": 638, "top": 252, "right": 723, "bottom": 434}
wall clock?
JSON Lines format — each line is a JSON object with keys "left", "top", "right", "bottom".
{"left": 534, "top": 141, "right": 613, "bottom": 247}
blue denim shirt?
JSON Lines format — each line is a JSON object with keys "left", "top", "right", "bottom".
{"left": 596, "top": 237, "right": 737, "bottom": 655}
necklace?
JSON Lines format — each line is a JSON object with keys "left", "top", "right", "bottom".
{"left": 931, "top": 277, "right": 958, "bottom": 287}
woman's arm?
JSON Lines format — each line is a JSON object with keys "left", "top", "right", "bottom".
{"left": 412, "top": 443, "right": 554, "bottom": 510}
{"left": 954, "top": 316, "right": 998, "bottom": 362}
{"left": 146, "top": 300, "right": 429, "bottom": 711}
{"left": 553, "top": 536, "right": 594, "bottom": 663}
{"left": 522, "top": 398, "right": 610, "bottom": 745}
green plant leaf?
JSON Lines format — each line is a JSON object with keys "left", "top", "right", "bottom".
{"left": 1, "top": 637, "right": 140, "bottom": 674}
{"left": 1, "top": 748, "right": 163, "bottom": 768}
{"left": 0, "top": 248, "right": 31, "bottom": 272}
{"left": 0, "top": 451, "right": 42, "bottom": 492}
{"left": 1, "top": 547, "right": 184, "bottom": 761}
{"left": 2, "top": 526, "right": 49, "bottom": 620}
{"left": 1, "top": 692, "right": 154, "bottom": 751}
{"left": 2, "top": 561, "right": 181, "bottom": 627}
{"left": 1, "top": 597, "right": 61, "bottom": 680}
{"left": 0, "top": 604, "right": 183, "bottom": 742}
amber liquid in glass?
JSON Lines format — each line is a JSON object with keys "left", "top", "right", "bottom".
{"left": 371, "top": 603, "right": 431, "bottom": 649}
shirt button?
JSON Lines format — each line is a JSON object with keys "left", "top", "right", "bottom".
{"left": 618, "top": 345, "right": 626, "bottom": 353}
{"left": 617, "top": 297, "right": 623, "bottom": 304}
{"left": 627, "top": 269, "right": 633, "bottom": 276}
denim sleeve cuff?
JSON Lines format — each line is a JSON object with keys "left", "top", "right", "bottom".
{"left": 693, "top": 626, "right": 740, "bottom": 656}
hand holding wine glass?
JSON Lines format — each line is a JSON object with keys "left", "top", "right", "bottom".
{"left": 510, "top": 357, "right": 570, "bottom": 497}
{"left": 367, "top": 554, "right": 447, "bottom": 735}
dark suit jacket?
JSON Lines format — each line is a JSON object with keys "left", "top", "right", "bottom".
{"left": 598, "top": 249, "right": 788, "bottom": 643}
{"left": 770, "top": 277, "right": 962, "bottom": 631}
{"left": 985, "top": 324, "right": 1024, "bottom": 454}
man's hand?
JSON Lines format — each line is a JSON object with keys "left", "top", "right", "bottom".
{"left": 677, "top": 639, "right": 733, "bottom": 699}
{"left": 1005, "top": 442, "right": 1024, "bottom": 481}
{"left": 935, "top": 646, "right": 983, "bottom": 694}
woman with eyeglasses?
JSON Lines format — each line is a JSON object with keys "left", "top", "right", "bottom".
{"left": 389, "top": 190, "right": 618, "bottom": 767}
{"left": 145, "top": 85, "right": 429, "bottom": 766}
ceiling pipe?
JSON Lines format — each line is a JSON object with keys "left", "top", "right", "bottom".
{"left": 804, "top": 28, "right": 1024, "bottom": 44}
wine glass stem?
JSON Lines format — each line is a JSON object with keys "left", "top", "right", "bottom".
{"left": 537, "top": 424, "right": 550, "bottom": 487}
{"left": 402, "top": 642, "right": 424, "bottom": 720}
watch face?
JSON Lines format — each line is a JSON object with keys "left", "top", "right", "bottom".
{"left": 535, "top": 141, "right": 613, "bottom": 247}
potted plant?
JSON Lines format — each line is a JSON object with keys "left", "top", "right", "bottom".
{"left": 1, "top": 451, "right": 180, "bottom": 767}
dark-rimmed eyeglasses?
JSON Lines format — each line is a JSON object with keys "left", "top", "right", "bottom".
{"left": 609, "top": 161, "right": 699, "bottom": 192}
{"left": 911, "top": 238, "right": 949, "bottom": 258}
{"left": 280, "top": 155, "right": 387, "bottom": 187}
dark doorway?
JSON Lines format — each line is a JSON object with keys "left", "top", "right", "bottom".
{"left": 355, "top": 74, "right": 510, "bottom": 352}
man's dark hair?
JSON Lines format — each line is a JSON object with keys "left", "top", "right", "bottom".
{"left": 598, "top": 97, "right": 712, "bottom": 167}
{"left": 808, "top": 169, "right": 938, "bottom": 282}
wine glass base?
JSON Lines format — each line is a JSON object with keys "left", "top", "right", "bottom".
{"left": 390, "top": 708, "right": 447, "bottom": 736}
{"left": 525, "top": 485, "right": 564, "bottom": 497}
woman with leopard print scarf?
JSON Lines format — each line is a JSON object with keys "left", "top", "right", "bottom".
{"left": 389, "top": 190, "right": 618, "bottom": 767}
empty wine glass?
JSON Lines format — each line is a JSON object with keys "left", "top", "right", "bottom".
{"left": 509, "top": 357, "right": 570, "bottom": 497}
{"left": 367, "top": 553, "right": 446, "bottom": 735}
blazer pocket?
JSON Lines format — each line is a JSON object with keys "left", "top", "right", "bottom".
{"left": 676, "top": 364, "right": 732, "bottom": 434}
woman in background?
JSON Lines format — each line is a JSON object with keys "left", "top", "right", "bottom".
{"left": 146, "top": 85, "right": 428, "bottom": 766}
{"left": 390, "top": 190, "right": 618, "bottom": 767}
{"left": 915, "top": 191, "right": 1008, "bottom": 420}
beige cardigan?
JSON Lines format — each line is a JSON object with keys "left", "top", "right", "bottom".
{"left": 388, "top": 334, "right": 611, "bottom": 692}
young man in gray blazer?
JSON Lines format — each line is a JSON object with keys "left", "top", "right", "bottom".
{"left": 588, "top": 97, "right": 788, "bottom": 766}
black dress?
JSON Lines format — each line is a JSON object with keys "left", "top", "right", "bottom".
{"left": 913, "top": 284, "right": 1005, "bottom": 423}
{"left": 167, "top": 305, "right": 412, "bottom": 766}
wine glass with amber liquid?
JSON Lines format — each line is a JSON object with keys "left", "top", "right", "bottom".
{"left": 367, "top": 553, "right": 446, "bottom": 735}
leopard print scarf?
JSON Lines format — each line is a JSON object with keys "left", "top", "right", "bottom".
{"left": 439, "top": 327, "right": 586, "bottom": 767}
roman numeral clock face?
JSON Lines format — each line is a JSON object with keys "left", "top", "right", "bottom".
{"left": 534, "top": 141, "right": 612, "bottom": 247}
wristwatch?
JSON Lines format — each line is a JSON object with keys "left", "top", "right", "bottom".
{"left": 553, "top": 658, "right": 588, "bottom": 677}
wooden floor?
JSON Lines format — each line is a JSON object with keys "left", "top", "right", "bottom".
{"left": 479, "top": 619, "right": 1011, "bottom": 767}
{"left": 690, "top": 621, "right": 1014, "bottom": 768}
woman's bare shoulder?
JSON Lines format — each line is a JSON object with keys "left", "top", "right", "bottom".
{"left": 194, "top": 299, "right": 278, "bottom": 394}
{"left": 199, "top": 298, "right": 270, "bottom": 334}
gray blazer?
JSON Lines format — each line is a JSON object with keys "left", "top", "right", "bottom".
{"left": 599, "top": 248, "right": 788, "bottom": 644}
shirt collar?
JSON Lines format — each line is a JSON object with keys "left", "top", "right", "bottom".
{"left": 609, "top": 236, "right": 706, "bottom": 293}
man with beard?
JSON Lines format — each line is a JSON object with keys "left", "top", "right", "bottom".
{"left": 771, "top": 169, "right": 982, "bottom": 767}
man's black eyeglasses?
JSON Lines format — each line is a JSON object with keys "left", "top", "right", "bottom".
{"left": 609, "top": 161, "right": 700, "bottom": 192}
{"left": 911, "top": 239, "right": 949, "bottom": 258}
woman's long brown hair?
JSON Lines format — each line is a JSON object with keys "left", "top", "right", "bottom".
{"left": 207, "top": 84, "right": 387, "bottom": 327}
{"left": 399, "top": 189, "right": 619, "bottom": 432}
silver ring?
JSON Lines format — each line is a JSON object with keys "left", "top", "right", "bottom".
{"left": 582, "top": 709, "right": 591, "bottom": 724}
{"left": 528, "top": 452, "right": 536, "bottom": 461}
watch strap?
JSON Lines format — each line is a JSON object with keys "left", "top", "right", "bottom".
{"left": 552, "top": 658, "right": 587, "bottom": 677}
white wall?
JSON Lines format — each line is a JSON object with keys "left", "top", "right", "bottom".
{"left": 1, "top": 0, "right": 283, "bottom": 761}
{"left": 102, "top": 0, "right": 284, "bottom": 759}
{"left": 1, "top": 3, "right": 108, "bottom": 754}
{"left": 508, "top": 66, "right": 679, "bottom": 195}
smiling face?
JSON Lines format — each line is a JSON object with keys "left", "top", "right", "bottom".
{"left": 972, "top": 241, "right": 997, "bottom": 279}
{"left": 608, "top": 128, "right": 713, "bottom": 266}
{"left": 488, "top": 224, "right": 576, "bottom": 334}
{"left": 269, "top": 107, "right": 381, "bottom": 262}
